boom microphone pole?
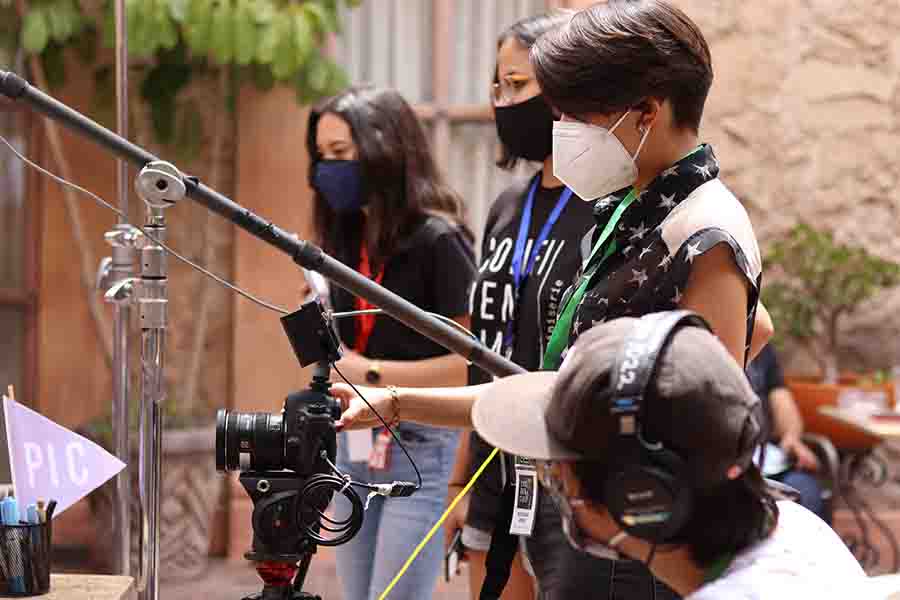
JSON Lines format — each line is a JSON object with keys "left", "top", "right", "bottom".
{"left": 0, "top": 68, "right": 523, "bottom": 380}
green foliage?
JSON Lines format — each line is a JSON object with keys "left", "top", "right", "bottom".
{"left": 762, "top": 223, "right": 900, "bottom": 370}
{"left": 0, "top": 0, "right": 357, "bottom": 147}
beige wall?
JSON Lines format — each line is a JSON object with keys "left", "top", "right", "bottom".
{"left": 228, "top": 84, "right": 317, "bottom": 557}
{"left": 569, "top": 0, "right": 900, "bottom": 373}
{"left": 36, "top": 70, "right": 116, "bottom": 428}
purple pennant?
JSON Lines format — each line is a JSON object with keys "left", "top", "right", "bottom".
{"left": 3, "top": 397, "right": 125, "bottom": 518}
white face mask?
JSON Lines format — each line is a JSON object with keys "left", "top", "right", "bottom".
{"left": 552, "top": 111, "right": 652, "bottom": 201}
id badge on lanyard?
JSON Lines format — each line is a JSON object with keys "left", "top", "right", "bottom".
{"left": 509, "top": 456, "right": 539, "bottom": 536}
{"left": 504, "top": 180, "right": 571, "bottom": 536}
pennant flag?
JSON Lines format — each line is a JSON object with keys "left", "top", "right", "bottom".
{"left": 2, "top": 396, "right": 125, "bottom": 517}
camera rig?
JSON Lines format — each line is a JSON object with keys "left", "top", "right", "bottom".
{"left": 217, "top": 300, "right": 359, "bottom": 600}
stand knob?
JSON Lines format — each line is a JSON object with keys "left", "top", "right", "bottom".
{"left": 135, "top": 161, "right": 186, "bottom": 208}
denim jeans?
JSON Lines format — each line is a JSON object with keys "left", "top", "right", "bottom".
{"left": 334, "top": 424, "right": 460, "bottom": 600}
{"left": 776, "top": 469, "right": 830, "bottom": 524}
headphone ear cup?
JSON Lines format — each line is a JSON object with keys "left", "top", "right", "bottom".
{"left": 603, "top": 462, "right": 678, "bottom": 542}
{"left": 603, "top": 449, "right": 693, "bottom": 542}
{"left": 645, "top": 448, "right": 693, "bottom": 541}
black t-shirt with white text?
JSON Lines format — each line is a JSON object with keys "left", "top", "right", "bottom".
{"left": 468, "top": 173, "right": 595, "bottom": 385}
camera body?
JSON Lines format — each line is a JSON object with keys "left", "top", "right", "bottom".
{"left": 215, "top": 386, "right": 341, "bottom": 476}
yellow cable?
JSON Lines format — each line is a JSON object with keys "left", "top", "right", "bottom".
{"left": 376, "top": 447, "right": 500, "bottom": 600}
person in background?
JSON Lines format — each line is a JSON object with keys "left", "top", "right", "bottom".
{"left": 443, "top": 11, "right": 592, "bottom": 600}
{"left": 305, "top": 85, "right": 477, "bottom": 600}
{"left": 746, "top": 343, "right": 829, "bottom": 523}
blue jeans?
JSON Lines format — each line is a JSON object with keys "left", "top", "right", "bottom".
{"left": 776, "top": 469, "right": 830, "bottom": 524}
{"left": 334, "top": 424, "right": 460, "bottom": 600}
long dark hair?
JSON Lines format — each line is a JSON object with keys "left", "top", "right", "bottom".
{"left": 494, "top": 10, "right": 574, "bottom": 170}
{"left": 306, "top": 86, "right": 471, "bottom": 270}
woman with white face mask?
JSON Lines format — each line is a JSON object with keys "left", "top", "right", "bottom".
{"left": 335, "top": 2, "right": 774, "bottom": 598}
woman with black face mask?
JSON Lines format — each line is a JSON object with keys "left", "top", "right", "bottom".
{"left": 305, "top": 86, "right": 477, "bottom": 600}
{"left": 441, "top": 11, "right": 606, "bottom": 600}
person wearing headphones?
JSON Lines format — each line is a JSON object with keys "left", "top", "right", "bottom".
{"left": 335, "top": 313, "right": 866, "bottom": 599}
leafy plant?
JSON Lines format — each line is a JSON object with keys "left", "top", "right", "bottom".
{"left": 1, "top": 0, "right": 358, "bottom": 147}
{"left": 762, "top": 223, "right": 900, "bottom": 381}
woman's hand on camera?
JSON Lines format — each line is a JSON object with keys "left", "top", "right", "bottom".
{"left": 332, "top": 383, "right": 396, "bottom": 431}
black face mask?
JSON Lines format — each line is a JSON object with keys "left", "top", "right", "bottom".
{"left": 494, "top": 94, "right": 555, "bottom": 162}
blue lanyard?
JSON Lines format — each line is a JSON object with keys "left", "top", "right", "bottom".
{"left": 504, "top": 178, "right": 574, "bottom": 349}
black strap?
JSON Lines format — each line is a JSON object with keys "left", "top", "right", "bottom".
{"left": 479, "top": 481, "right": 518, "bottom": 600}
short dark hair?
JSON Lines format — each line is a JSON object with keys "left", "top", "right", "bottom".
{"left": 531, "top": 0, "right": 713, "bottom": 132}
{"left": 306, "top": 86, "right": 472, "bottom": 269}
{"left": 573, "top": 462, "right": 778, "bottom": 568}
{"left": 494, "top": 10, "right": 573, "bottom": 170}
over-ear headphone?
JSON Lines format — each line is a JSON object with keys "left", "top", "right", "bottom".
{"left": 603, "top": 310, "right": 711, "bottom": 543}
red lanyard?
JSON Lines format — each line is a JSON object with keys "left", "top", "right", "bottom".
{"left": 354, "top": 241, "right": 384, "bottom": 353}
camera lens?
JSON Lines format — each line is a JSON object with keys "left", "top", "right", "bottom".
{"left": 215, "top": 409, "right": 285, "bottom": 472}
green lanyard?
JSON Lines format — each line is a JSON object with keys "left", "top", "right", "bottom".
{"left": 542, "top": 189, "right": 638, "bottom": 370}
{"left": 704, "top": 553, "right": 734, "bottom": 583}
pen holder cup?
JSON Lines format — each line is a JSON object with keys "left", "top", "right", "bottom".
{"left": 0, "top": 522, "right": 52, "bottom": 596}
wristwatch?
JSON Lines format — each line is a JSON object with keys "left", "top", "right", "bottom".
{"left": 365, "top": 361, "right": 383, "bottom": 385}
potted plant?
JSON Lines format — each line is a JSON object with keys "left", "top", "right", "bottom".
{"left": 762, "top": 223, "right": 900, "bottom": 450}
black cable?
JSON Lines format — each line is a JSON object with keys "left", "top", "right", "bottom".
{"left": 299, "top": 473, "right": 364, "bottom": 547}
{"left": 331, "top": 364, "right": 423, "bottom": 491}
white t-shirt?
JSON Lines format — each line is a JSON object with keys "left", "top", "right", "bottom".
{"left": 688, "top": 501, "right": 866, "bottom": 599}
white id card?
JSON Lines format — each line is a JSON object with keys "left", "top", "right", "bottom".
{"left": 509, "top": 457, "right": 538, "bottom": 536}
{"left": 346, "top": 429, "right": 374, "bottom": 463}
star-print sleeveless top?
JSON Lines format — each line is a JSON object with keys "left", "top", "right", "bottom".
{"left": 564, "top": 144, "right": 762, "bottom": 363}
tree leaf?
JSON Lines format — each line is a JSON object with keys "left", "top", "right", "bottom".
{"left": 306, "top": 54, "right": 329, "bottom": 93}
{"left": 255, "top": 14, "right": 284, "bottom": 65}
{"left": 156, "top": 1, "right": 179, "bottom": 50}
{"left": 271, "top": 28, "right": 296, "bottom": 79}
{"left": 185, "top": 0, "right": 214, "bottom": 53}
{"left": 210, "top": 1, "right": 234, "bottom": 63}
{"left": 168, "top": 0, "right": 190, "bottom": 23}
{"left": 253, "top": 0, "right": 276, "bottom": 24}
{"left": 302, "top": 3, "right": 329, "bottom": 36}
{"left": 292, "top": 11, "right": 313, "bottom": 67}
{"left": 46, "top": 4, "right": 72, "bottom": 42}
{"left": 21, "top": 8, "right": 49, "bottom": 54}
{"left": 233, "top": 2, "right": 256, "bottom": 65}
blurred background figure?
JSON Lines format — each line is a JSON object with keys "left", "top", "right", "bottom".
{"left": 747, "top": 343, "right": 831, "bottom": 524}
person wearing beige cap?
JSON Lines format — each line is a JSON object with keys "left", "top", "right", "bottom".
{"left": 334, "top": 312, "right": 866, "bottom": 599}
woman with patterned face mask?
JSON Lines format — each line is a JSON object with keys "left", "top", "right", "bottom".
{"left": 306, "top": 86, "right": 477, "bottom": 600}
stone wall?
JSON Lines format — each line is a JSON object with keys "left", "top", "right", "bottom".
{"left": 570, "top": 0, "right": 900, "bottom": 375}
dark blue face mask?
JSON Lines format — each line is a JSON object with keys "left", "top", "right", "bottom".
{"left": 312, "top": 159, "right": 365, "bottom": 213}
